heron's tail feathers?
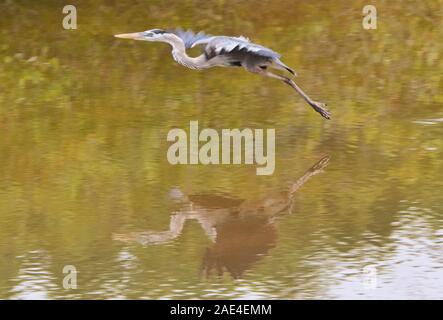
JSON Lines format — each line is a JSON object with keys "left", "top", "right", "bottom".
{"left": 272, "top": 59, "right": 297, "bottom": 76}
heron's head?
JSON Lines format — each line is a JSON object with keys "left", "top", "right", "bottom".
{"left": 114, "top": 28, "right": 173, "bottom": 42}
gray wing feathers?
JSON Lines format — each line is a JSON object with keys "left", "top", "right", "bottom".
{"left": 206, "top": 36, "right": 281, "bottom": 59}
{"left": 174, "top": 30, "right": 281, "bottom": 60}
{"left": 171, "top": 28, "right": 212, "bottom": 49}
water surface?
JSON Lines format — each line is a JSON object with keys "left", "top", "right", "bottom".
{"left": 0, "top": 0, "right": 442, "bottom": 299}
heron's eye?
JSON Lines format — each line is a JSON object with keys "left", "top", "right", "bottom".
{"left": 151, "top": 29, "right": 166, "bottom": 34}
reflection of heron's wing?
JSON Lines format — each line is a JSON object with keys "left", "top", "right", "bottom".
{"left": 188, "top": 193, "right": 244, "bottom": 209}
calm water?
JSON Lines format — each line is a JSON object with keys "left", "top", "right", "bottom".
{"left": 1, "top": 1, "right": 442, "bottom": 299}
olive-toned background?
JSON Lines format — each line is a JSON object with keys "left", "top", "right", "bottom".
{"left": 0, "top": 0, "right": 442, "bottom": 299}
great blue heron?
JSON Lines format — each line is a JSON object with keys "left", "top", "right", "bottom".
{"left": 115, "top": 28, "right": 330, "bottom": 119}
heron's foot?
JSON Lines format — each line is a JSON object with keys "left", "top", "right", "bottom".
{"left": 310, "top": 155, "right": 331, "bottom": 175}
{"left": 310, "top": 101, "right": 331, "bottom": 120}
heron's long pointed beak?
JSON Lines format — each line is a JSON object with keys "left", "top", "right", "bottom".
{"left": 114, "top": 32, "right": 144, "bottom": 40}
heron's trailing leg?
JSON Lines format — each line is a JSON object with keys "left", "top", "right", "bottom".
{"left": 259, "top": 70, "right": 330, "bottom": 119}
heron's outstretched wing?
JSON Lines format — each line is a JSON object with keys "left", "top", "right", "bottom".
{"left": 197, "top": 36, "right": 281, "bottom": 60}
{"left": 170, "top": 28, "right": 213, "bottom": 49}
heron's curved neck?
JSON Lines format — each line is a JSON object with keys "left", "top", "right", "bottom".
{"left": 165, "top": 36, "right": 208, "bottom": 69}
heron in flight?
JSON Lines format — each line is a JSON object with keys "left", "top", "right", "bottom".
{"left": 115, "top": 28, "right": 330, "bottom": 119}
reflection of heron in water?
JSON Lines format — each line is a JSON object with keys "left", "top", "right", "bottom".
{"left": 114, "top": 28, "right": 330, "bottom": 119}
{"left": 113, "top": 156, "right": 330, "bottom": 278}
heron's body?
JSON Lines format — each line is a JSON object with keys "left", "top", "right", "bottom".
{"left": 115, "top": 28, "right": 330, "bottom": 119}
